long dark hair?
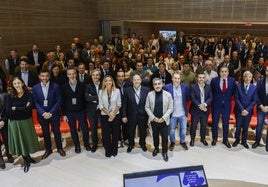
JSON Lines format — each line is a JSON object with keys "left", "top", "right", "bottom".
{"left": 10, "top": 77, "right": 28, "bottom": 97}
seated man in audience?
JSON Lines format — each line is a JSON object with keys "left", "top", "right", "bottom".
{"left": 14, "top": 58, "right": 39, "bottom": 91}
{"left": 4, "top": 49, "right": 20, "bottom": 76}
{"left": 42, "top": 52, "right": 63, "bottom": 71}
{"left": 26, "top": 44, "right": 46, "bottom": 72}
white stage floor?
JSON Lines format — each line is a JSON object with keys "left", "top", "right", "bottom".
{"left": 0, "top": 134, "right": 268, "bottom": 187}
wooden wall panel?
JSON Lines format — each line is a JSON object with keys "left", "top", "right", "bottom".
{"left": 0, "top": 0, "right": 100, "bottom": 60}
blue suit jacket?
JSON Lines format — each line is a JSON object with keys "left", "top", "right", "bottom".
{"left": 164, "top": 82, "right": 190, "bottom": 115}
{"left": 190, "top": 83, "right": 212, "bottom": 115}
{"left": 211, "top": 77, "right": 236, "bottom": 111}
{"left": 256, "top": 78, "right": 268, "bottom": 107}
{"left": 32, "top": 82, "right": 62, "bottom": 118}
{"left": 234, "top": 83, "right": 257, "bottom": 115}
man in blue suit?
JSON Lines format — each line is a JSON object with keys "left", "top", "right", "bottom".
{"left": 252, "top": 66, "right": 268, "bottom": 152}
{"left": 211, "top": 66, "right": 236, "bottom": 148}
{"left": 164, "top": 71, "right": 190, "bottom": 151}
{"left": 32, "top": 70, "right": 66, "bottom": 159}
{"left": 189, "top": 72, "right": 212, "bottom": 146}
{"left": 233, "top": 71, "right": 257, "bottom": 149}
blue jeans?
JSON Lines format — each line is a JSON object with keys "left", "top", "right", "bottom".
{"left": 256, "top": 109, "right": 268, "bottom": 145}
{"left": 169, "top": 115, "right": 187, "bottom": 143}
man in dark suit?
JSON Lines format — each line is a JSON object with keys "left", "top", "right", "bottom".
{"left": 77, "top": 63, "right": 91, "bottom": 85}
{"left": 252, "top": 66, "right": 268, "bottom": 151}
{"left": 174, "top": 31, "right": 187, "bottom": 55}
{"left": 32, "top": 70, "right": 66, "bottom": 159}
{"left": 150, "top": 62, "right": 172, "bottom": 88}
{"left": 122, "top": 74, "right": 150, "bottom": 153}
{"left": 100, "top": 60, "right": 116, "bottom": 81}
{"left": 211, "top": 66, "right": 236, "bottom": 148}
{"left": 189, "top": 72, "right": 212, "bottom": 146}
{"left": 26, "top": 44, "right": 46, "bottom": 72}
{"left": 233, "top": 71, "right": 257, "bottom": 149}
{"left": 115, "top": 70, "right": 132, "bottom": 147}
{"left": 164, "top": 72, "right": 190, "bottom": 151}
{"left": 85, "top": 69, "right": 102, "bottom": 153}
{"left": 14, "top": 58, "right": 39, "bottom": 91}
{"left": 62, "top": 67, "right": 90, "bottom": 153}
{"left": 217, "top": 55, "right": 235, "bottom": 78}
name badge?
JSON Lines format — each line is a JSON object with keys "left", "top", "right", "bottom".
{"left": 72, "top": 98, "right": 77, "bottom": 105}
{"left": 43, "top": 99, "right": 48, "bottom": 107}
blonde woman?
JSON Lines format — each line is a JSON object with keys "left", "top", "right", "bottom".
{"left": 98, "top": 75, "right": 121, "bottom": 157}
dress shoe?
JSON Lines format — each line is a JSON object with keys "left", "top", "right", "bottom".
{"left": 75, "top": 147, "right": 81, "bottom": 154}
{"left": 85, "top": 145, "right": 91, "bottom": 151}
{"left": 162, "top": 152, "right": 168, "bottom": 162}
{"left": 6, "top": 154, "right": 14, "bottom": 163}
{"left": 27, "top": 155, "right": 36, "bottom": 164}
{"left": 105, "top": 152, "right": 111, "bottom": 158}
{"left": 152, "top": 148, "right": 159, "bottom": 157}
{"left": 181, "top": 142, "right": 188, "bottom": 150}
{"left": 211, "top": 139, "right": 217, "bottom": 146}
{"left": 127, "top": 146, "right": 134, "bottom": 153}
{"left": 42, "top": 150, "right": 53, "bottom": 159}
{"left": 223, "top": 141, "right": 231, "bottom": 148}
{"left": 169, "top": 142, "right": 175, "bottom": 151}
{"left": 190, "top": 140, "right": 194, "bottom": 147}
{"left": 57, "top": 149, "right": 66, "bottom": 157}
{"left": 266, "top": 145, "right": 268, "bottom": 152}
{"left": 91, "top": 146, "right": 97, "bottom": 153}
{"left": 141, "top": 145, "right": 147, "bottom": 152}
{"left": 252, "top": 142, "right": 259, "bottom": 149}
{"left": 201, "top": 140, "right": 208, "bottom": 146}
{"left": 242, "top": 142, "right": 249, "bottom": 149}
{"left": 0, "top": 157, "right": 5, "bottom": 169}
{"left": 232, "top": 140, "right": 239, "bottom": 147}
{"left": 23, "top": 162, "right": 30, "bottom": 173}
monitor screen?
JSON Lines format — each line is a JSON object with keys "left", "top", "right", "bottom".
{"left": 159, "top": 30, "right": 177, "bottom": 41}
{"left": 123, "top": 165, "right": 208, "bottom": 187}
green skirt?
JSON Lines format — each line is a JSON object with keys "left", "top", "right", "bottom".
{"left": 8, "top": 118, "right": 39, "bottom": 156}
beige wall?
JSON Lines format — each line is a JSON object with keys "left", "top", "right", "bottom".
{"left": 0, "top": 0, "right": 100, "bottom": 59}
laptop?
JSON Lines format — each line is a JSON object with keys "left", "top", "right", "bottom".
{"left": 123, "top": 165, "right": 208, "bottom": 187}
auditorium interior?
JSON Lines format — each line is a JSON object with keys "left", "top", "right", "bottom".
{"left": 0, "top": 1, "right": 268, "bottom": 187}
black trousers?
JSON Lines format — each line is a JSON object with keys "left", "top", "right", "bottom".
{"left": 66, "top": 111, "right": 89, "bottom": 148}
{"left": 39, "top": 116, "right": 62, "bottom": 151}
{"left": 87, "top": 111, "right": 99, "bottom": 147}
{"left": 100, "top": 114, "right": 120, "bottom": 156}
{"left": 151, "top": 122, "right": 168, "bottom": 153}
{"left": 0, "top": 124, "right": 9, "bottom": 154}
{"left": 190, "top": 113, "right": 208, "bottom": 141}
{"left": 128, "top": 117, "right": 148, "bottom": 147}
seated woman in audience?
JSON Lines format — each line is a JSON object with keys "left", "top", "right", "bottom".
{"left": 98, "top": 75, "right": 121, "bottom": 157}
{"left": 168, "top": 61, "right": 181, "bottom": 75}
{"left": 50, "top": 64, "right": 68, "bottom": 85}
{"left": 241, "top": 59, "right": 255, "bottom": 81}
{"left": 120, "top": 59, "right": 133, "bottom": 81}
{"left": 87, "top": 61, "right": 95, "bottom": 76}
{"left": 6, "top": 77, "right": 39, "bottom": 173}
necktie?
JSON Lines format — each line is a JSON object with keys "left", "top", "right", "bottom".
{"left": 245, "top": 85, "right": 248, "bottom": 94}
{"left": 222, "top": 79, "right": 226, "bottom": 93}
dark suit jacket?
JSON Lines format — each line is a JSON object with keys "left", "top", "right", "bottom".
{"left": 217, "top": 62, "right": 235, "bottom": 78}
{"left": 234, "top": 83, "right": 257, "bottom": 115}
{"left": 32, "top": 82, "right": 62, "bottom": 119}
{"left": 100, "top": 68, "right": 116, "bottom": 81}
{"left": 14, "top": 70, "right": 39, "bottom": 88}
{"left": 256, "top": 78, "right": 268, "bottom": 107}
{"left": 26, "top": 50, "right": 46, "bottom": 67}
{"left": 164, "top": 82, "right": 190, "bottom": 116}
{"left": 122, "top": 86, "right": 150, "bottom": 121}
{"left": 77, "top": 73, "right": 91, "bottom": 85}
{"left": 211, "top": 77, "right": 236, "bottom": 111}
{"left": 61, "top": 81, "right": 86, "bottom": 115}
{"left": 84, "top": 82, "right": 102, "bottom": 114}
{"left": 190, "top": 83, "right": 212, "bottom": 115}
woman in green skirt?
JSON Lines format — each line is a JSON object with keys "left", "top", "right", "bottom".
{"left": 6, "top": 77, "right": 39, "bottom": 173}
